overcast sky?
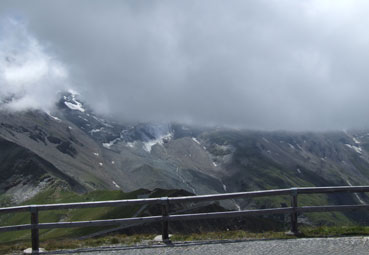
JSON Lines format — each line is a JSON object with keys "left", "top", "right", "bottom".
{"left": 1, "top": 0, "right": 369, "bottom": 131}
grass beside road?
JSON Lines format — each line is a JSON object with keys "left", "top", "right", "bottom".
{"left": 2, "top": 226, "right": 369, "bottom": 254}
{"left": 172, "top": 225, "right": 369, "bottom": 241}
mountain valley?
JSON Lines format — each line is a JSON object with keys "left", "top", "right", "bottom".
{"left": 2, "top": 92, "right": 369, "bottom": 229}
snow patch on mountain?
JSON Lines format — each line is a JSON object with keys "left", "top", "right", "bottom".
{"left": 143, "top": 132, "right": 173, "bottom": 152}
{"left": 297, "top": 144, "right": 304, "bottom": 151}
{"left": 65, "top": 101, "right": 85, "bottom": 112}
{"left": 103, "top": 136, "right": 124, "bottom": 149}
{"left": 176, "top": 167, "right": 196, "bottom": 194}
{"left": 92, "top": 115, "right": 113, "bottom": 128}
{"left": 192, "top": 137, "right": 201, "bottom": 145}
{"left": 112, "top": 181, "right": 120, "bottom": 189}
{"left": 102, "top": 142, "right": 113, "bottom": 149}
{"left": 64, "top": 92, "right": 85, "bottom": 112}
{"left": 353, "top": 137, "right": 361, "bottom": 144}
{"left": 346, "top": 179, "right": 365, "bottom": 204}
{"left": 45, "top": 111, "right": 61, "bottom": 121}
{"left": 126, "top": 142, "right": 136, "bottom": 148}
{"left": 345, "top": 144, "right": 362, "bottom": 154}
{"left": 234, "top": 203, "right": 241, "bottom": 211}
{"left": 262, "top": 137, "right": 270, "bottom": 143}
{"left": 90, "top": 128, "right": 104, "bottom": 134}
{"left": 78, "top": 116, "right": 88, "bottom": 122}
{"left": 222, "top": 183, "right": 227, "bottom": 192}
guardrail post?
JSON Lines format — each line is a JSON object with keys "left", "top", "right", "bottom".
{"left": 290, "top": 188, "right": 299, "bottom": 235}
{"left": 30, "top": 206, "right": 40, "bottom": 254}
{"left": 161, "top": 197, "right": 170, "bottom": 243}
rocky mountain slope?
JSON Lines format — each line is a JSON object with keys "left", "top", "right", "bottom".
{"left": 1, "top": 91, "right": 369, "bottom": 218}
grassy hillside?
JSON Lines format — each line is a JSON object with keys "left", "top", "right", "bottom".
{"left": 2, "top": 184, "right": 369, "bottom": 254}
{"left": 0, "top": 185, "right": 366, "bottom": 246}
{"left": 0, "top": 185, "right": 287, "bottom": 248}
{"left": 0, "top": 186, "right": 151, "bottom": 244}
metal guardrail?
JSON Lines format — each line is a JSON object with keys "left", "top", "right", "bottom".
{"left": 1, "top": 186, "right": 369, "bottom": 254}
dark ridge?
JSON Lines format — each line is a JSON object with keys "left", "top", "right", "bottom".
{"left": 0, "top": 137, "right": 86, "bottom": 193}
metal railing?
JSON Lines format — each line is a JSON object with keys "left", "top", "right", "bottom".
{"left": 1, "top": 186, "right": 369, "bottom": 254}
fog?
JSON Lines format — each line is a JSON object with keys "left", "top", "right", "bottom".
{"left": 1, "top": 0, "right": 369, "bottom": 130}
{"left": 0, "top": 18, "right": 69, "bottom": 111}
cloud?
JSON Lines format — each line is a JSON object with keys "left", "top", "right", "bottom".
{"left": 0, "top": 18, "right": 69, "bottom": 111}
{"left": 1, "top": 1, "right": 369, "bottom": 130}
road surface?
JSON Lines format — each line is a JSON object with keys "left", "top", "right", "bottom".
{"left": 43, "top": 236, "right": 369, "bottom": 255}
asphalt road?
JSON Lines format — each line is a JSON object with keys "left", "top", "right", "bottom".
{"left": 43, "top": 236, "right": 369, "bottom": 255}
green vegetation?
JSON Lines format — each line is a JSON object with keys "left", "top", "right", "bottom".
{"left": 1, "top": 179, "right": 369, "bottom": 254}
{"left": 0, "top": 186, "right": 154, "bottom": 244}
{"left": 0, "top": 233, "right": 156, "bottom": 254}
{"left": 2, "top": 226, "right": 369, "bottom": 254}
{"left": 172, "top": 225, "right": 369, "bottom": 242}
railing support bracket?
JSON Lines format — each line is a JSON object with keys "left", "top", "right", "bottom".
{"left": 30, "top": 206, "right": 40, "bottom": 254}
{"left": 289, "top": 188, "right": 300, "bottom": 235}
{"left": 161, "top": 197, "right": 171, "bottom": 243}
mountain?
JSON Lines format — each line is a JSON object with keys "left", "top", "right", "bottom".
{"left": 1, "top": 91, "right": 369, "bottom": 225}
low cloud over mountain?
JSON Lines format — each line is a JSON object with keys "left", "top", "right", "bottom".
{"left": 0, "top": 18, "right": 70, "bottom": 112}
{"left": 1, "top": 1, "right": 369, "bottom": 130}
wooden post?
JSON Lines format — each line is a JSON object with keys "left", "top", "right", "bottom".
{"left": 161, "top": 197, "right": 170, "bottom": 243}
{"left": 290, "top": 188, "right": 298, "bottom": 235}
{"left": 30, "top": 206, "right": 39, "bottom": 254}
